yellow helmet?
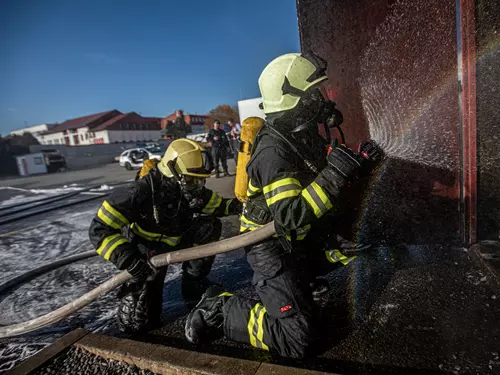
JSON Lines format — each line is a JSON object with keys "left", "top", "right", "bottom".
{"left": 157, "top": 139, "right": 212, "bottom": 178}
{"left": 258, "top": 52, "right": 328, "bottom": 114}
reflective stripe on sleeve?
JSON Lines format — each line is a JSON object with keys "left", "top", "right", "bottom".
{"left": 97, "top": 201, "right": 130, "bottom": 230}
{"left": 130, "top": 223, "right": 182, "bottom": 246}
{"left": 247, "top": 179, "right": 262, "bottom": 197}
{"left": 301, "top": 181, "right": 333, "bottom": 218}
{"left": 96, "top": 233, "right": 129, "bottom": 260}
{"left": 202, "top": 192, "right": 223, "bottom": 214}
{"left": 263, "top": 178, "right": 302, "bottom": 206}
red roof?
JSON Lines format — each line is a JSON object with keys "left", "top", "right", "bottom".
{"left": 43, "top": 110, "right": 120, "bottom": 134}
{"left": 92, "top": 113, "right": 130, "bottom": 131}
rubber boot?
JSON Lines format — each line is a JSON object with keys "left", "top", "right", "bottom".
{"left": 215, "top": 170, "right": 220, "bottom": 179}
{"left": 223, "top": 169, "right": 230, "bottom": 177}
{"left": 185, "top": 285, "right": 232, "bottom": 344}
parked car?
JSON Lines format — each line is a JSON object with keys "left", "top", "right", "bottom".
{"left": 119, "top": 148, "right": 162, "bottom": 170}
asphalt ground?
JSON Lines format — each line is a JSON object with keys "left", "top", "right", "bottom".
{"left": 1, "top": 159, "right": 500, "bottom": 374}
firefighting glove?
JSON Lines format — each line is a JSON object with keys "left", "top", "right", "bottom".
{"left": 127, "top": 257, "right": 157, "bottom": 282}
{"left": 326, "top": 144, "right": 362, "bottom": 180}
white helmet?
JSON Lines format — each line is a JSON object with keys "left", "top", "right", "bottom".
{"left": 258, "top": 52, "right": 328, "bottom": 115}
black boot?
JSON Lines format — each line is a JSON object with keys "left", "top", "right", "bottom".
{"left": 215, "top": 170, "right": 220, "bottom": 178}
{"left": 223, "top": 170, "right": 230, "bottom": 177}
{"left": 185, "top": 285, "right": 231, "bottom": 344}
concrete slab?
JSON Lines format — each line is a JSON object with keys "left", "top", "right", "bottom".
{"left": 75, "top": 333, "right": 261, "bottom": 375}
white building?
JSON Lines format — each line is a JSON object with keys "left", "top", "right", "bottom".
{"left": 39, "top": 110, "right": 162, "bottom": 146}
{"left": 10, "top": 123, "right": 56, "bottom": 143}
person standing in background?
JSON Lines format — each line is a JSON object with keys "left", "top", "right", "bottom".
{"left": 228, "top": 118, "right": 241, "bottom": 165}
{"left": 207, "top": 119, "right": 229, "bottom": 178}
{"left": 174, "top": 110, "right": 187, "bottom": 139}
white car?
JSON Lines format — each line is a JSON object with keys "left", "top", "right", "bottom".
{"left": 119, "top": 148, "right": 162, "bottom": 170}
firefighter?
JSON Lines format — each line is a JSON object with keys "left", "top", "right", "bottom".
{"left": 184, "top": 52, "right": 381, "bottom": 358}
{"left": 89, "top": 139, "right": 242, "bottom": 333}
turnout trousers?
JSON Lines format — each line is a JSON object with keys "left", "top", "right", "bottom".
{"left": 222, "top": 234, "right": 354, "bottom": 358}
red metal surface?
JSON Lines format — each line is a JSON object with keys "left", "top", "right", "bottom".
{"left": 297, "top": 0, "right": 462, "bottom": 244}
{"left": 460, "top": 0, "right": 478, "bottom": 244}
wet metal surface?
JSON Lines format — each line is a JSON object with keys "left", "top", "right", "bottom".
{"left": 297, "top": 0, "right": 462, "bottom": 245}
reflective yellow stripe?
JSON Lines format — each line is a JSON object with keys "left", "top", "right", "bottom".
{"left": 97, "top": 208, "right": 121, "bottom": 230}
{"left": 256, "top": 305, "right": 269, "bottom": 350}
{"left": 248, "top": 179, "right": 261, "bottom": 197}
{"left": 266, "top": 189, "right": 301, "bottom": 206}
{"left": 248, "top": 304, "right": 258, "bottom": 348}
{"left": 202, "top": 192, "right": 223, "bottom": 214}
{"left": 302, "top": 182, "right": 332, "bottom": 218}
{"left": 103, "top": 201, "right": 129, "bottom": 226}
{"left": 263, "top": 178, "right": 301, "bottom": 195}
{"left": 224, "top": 200, "right": 232, "bottom": 216}
{"left": 240, "top": 214, "right": 263, "bottom": 233}
{"left": 219, "top": 292, "right": 233, "bottom": 297}
{"left": 301, "top": 188, "right": 322, "bottom": 217}
{"left": 249, "top": 179, "right": 260, "bottom": 192}
{"left": 325, "top": 249, "right": 357, "bottom": 265}
{"left": 311, "top": 181, "right": 333, "bottom": 211}
{"left": 97, "top": 234, "right": 121, "bottom": 255}
{"left": 248, "top": 303, "right": 268, "bottom": 350}
{"left": 131, "top": 223, "right": 182, "bottom": 246}
{"left": 96, "top": 233, "right": 128, "bottom": 260}
{"left": 104, "top": 237, "right": 128, "bottom": 260}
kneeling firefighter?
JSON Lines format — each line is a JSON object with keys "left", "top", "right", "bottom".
{"left": 185, "top": 52, "right": 381, "bottom": 358}
{"left": 89, "top": 139, "right": 242, "bottom": 333}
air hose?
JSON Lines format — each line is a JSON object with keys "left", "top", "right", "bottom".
{"left": 0, "top": 222, "right": 276, "bottom": 338}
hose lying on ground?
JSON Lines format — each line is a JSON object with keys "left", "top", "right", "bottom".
{"left": 0, "top": 222, "right": 276, "bottom": 338}
{"left": 0, "top": 250, "right": 96, "bottom": 295}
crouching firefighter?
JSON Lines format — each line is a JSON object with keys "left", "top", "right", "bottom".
{"left": 89, "top": 139, "right": 242, "bottom": 333}
{"left": 184, "top": 52, "right": 382, "bottom": 358}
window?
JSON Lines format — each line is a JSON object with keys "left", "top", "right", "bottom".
{"left": 133, "top": 124, "right": 137, "bottom": 130}
{"left": 80, "top": 134, "right": 84, "bottom": 141}
{"left": 34, "top": 156, "right": 43, "bottom": 165}
{"left": 60, "top": 138, "right": 64, "bottom": 143}
{"left": 126, "top": 124, "right": 130, "bottom": 130}
{"left": 120, "top": 124, "right": 123, "bottom": 130}
{"left": 85, "top": 133, "right": 89, "bottom": 140}
{"left": 146, "top": 124, "right": 149, "bottom": 130}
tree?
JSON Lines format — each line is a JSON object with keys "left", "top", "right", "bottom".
{"left": 204, "top": 104, "right": 240, "bottom": 131}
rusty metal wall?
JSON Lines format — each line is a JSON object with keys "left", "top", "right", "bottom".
{"left": 297, "top": 0, "right": 462, "bottom": 244}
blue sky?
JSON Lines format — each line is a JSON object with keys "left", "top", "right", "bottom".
{"left": 0, "top": 0, "right": 300, "bottom": 133}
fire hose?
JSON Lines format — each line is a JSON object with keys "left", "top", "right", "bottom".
{"left": 0, "top": 222, "right": 276, "bottom": 339}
